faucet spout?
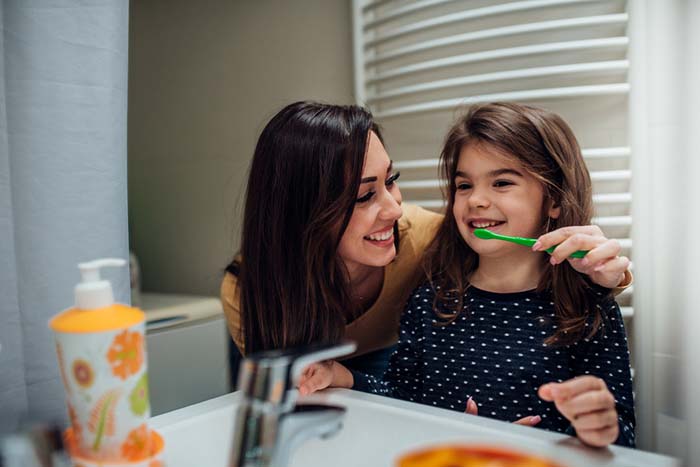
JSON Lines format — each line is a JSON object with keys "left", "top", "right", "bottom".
{"left": 271, "top": 404, "right": 346, "bottom": 465}
{"left": 228, "top": 342, "right": 356, "bottom": 467}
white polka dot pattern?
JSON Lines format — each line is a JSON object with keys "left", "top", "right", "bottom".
{"left": 350, "top": 283, "right": 636, "bottom": 447}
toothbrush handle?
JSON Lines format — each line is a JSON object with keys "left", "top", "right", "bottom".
{"left": 545, "top": 247, "right": 588, "bottom": 259}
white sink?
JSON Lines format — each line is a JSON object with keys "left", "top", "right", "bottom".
{"left": 150, "top": 389, "right": 678, "bottom": 467}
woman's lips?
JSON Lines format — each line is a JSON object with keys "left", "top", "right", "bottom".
{"left": 364, "top": 226, "right": 394, "bottom": 247}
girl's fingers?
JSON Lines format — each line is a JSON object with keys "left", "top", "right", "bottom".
{"left": 539, "top": 377, "right": 606, "bottom": 402}
{"left": 571, "top": 409, "right": 618, "bottom": 431}
{"left": 547, "top": 234, "right": 607, "bottom": 265}
{"left": 577, "top": 423, "right": 620, "bottom": 448}
{"left": 298, "top": 366, "right": 329, "bottom": 396}
{"left": 464, "top": 396, "right": 478, "bottom": 416}
{"left": 513, "top": 415, "right": 541, "bottom": 426}
{"left": 299, "top": 374, "right": 322, "bottom": 396}
{"left": 559, "top": 389, "right": 616, "bottom": 418}
{"left": 592, "top": 255, "right": 630, "bottom": 275}
{"left": 576, "top": 239, "right": 622, "bottom": 267}
{"left": 535, "top": 226, "right": 603, "bottom": 252}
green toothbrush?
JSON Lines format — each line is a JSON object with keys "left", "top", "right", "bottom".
{"left": 473, "top": 228, "right": 588, "bottom": 259}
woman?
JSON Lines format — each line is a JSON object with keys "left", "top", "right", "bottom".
{"left": 221, "top": 101, "right": 631, "bottom": 377}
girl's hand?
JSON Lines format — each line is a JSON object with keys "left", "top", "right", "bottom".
{"left": 533, "top": 225, "right": 630, "bottom": 289}
{"left": 538, "top": 376, "right": 619, "bottom": 447}
{"left": 464, "top": 396, "right": 541, "bottom": 427}
{"left": 297, "top": 360, "right": 353, "bottom": 396}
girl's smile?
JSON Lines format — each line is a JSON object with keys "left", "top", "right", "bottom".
{"left": 467, "top": 217, "right": 506, "bottom": 231}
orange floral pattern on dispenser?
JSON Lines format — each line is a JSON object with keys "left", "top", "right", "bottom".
{"left": 56, "top": 343, "right": 72, "bottom": 395}
{"left": 72, "top": 359, "right": 95, "bottom": 388}
{"left": 87, "top": 389, "right": 120, "bottom": 452}
{"left": 67, "top": 402, "right": 83, "bottom": 445}
{"left": 107, "top": 330, "right": 144, "bottom": 380}
{"left": 121, "top": 423, "right": 150, "bottom": 461}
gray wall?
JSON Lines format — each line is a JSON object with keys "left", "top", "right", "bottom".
{"left": 128, "top": 0, "right": 355, "bottom": 295}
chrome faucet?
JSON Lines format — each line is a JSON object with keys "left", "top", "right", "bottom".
{"left": 229, "top": 341, "right": 356, "bottom": 467}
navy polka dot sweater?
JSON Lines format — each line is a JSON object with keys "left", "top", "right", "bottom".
{"left": 350, "top": 283, "right": 636, "bottom": 447}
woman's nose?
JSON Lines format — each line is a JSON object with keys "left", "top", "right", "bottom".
{"left": 379, "top": 187, "right": 403, "bottom": 220}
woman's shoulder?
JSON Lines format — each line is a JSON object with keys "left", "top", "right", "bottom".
{"left": 398, "top": 203, "right": 443, "bottom": 249}
{"left": 220, "top": 270, "right": 245, "bottom": 353}
{"left": 221, "top": 270, "right": 239, "bottom": 294}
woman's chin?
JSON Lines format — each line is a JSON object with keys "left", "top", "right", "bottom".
{"left": 360, "top": 245, "right": 397, "bottom": 267}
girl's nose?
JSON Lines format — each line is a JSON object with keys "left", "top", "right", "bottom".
{"left": 467, "top": 187, "right": 490, "bottom": 209}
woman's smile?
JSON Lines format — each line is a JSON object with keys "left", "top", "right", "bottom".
{"left": 364, "top": 225, "right": 395, "bottom": 247}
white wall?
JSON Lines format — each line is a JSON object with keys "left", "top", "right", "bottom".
{"left": 629, "top": 0, "right": 700, "bottom": 459}
{"left": 128, "top": 0, "right": 355, "bottom": 295}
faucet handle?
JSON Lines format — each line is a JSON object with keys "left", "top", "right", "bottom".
{"left": 236, "top": 341, "right": 356, "bottom": 409}
{"left": 289, "top": 341, "right": 356, "bottom": 388}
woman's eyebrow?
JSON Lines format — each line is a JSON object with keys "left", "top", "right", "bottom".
{"left": 361, "top": 161, "right": 394, "bottom": 184}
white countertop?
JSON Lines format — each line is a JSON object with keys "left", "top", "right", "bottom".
{"left": 150, "top": 389, "right": 679, "bottom": 467}
{"left": 139, "top": 292, "right": 223, "bottom": 332}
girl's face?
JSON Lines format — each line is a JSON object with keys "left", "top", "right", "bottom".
{"left": 337, "top": 131, "right": 403, "bottom": 277}
{"left": 453, "top": 142, "right": 560, "bottom": 258}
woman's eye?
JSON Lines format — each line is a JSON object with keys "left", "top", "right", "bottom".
{"left": 385, "top": 171, "right": 401, "bottom": 187}
{"left": 494, "top": 180, "right": 514, "bottom": 188}
{"left": 356, "top": 191, "right": 375, "bottom": 203}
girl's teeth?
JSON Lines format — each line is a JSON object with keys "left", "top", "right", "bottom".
{"left": 472, "top": 221, "right": 501, "bottom": 228}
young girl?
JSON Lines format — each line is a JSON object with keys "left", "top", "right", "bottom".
{"left": 298, "top": 102, "right": 635, "bottom": 448}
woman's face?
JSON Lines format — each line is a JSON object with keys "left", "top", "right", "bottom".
{"left": 337, "top": 131, "right": 403, "bottom": 278}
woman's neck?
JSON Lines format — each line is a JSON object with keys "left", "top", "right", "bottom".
{"left": 469, "top": 251, "right": 544, "bottom": 293}
{"left": 347, "top": 264, "right": 385, "bottom": 310}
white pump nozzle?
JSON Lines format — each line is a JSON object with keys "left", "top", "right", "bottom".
{"left": 75, "top": 258, "right": 127, "bottom": 310}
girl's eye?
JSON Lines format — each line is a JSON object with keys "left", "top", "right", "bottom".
{"left": 385, "top": 171, "right": 401, "bottom": 187}
{"left": 456, "top": 182, "right": 471, "bottom": 191}
{"left": 356, "top": 191, "right": 375, "bottom": 203}
{"left": 494, "top": 180, "right": 514, "bottom": 188}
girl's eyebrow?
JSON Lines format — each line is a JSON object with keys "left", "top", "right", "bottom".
{"left": 455, "top": 168, "right": 524, "bottom": 178}
{"left": 361, "top": 161, "right": 394, "bottom": 184}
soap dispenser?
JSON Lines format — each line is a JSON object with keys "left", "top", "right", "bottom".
{"left": 49, "top": 258, "right": 156, "bottom": 463}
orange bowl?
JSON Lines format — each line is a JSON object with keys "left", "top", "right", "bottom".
{"left": 396, "top": 444, "right": 565, "bottom": 467}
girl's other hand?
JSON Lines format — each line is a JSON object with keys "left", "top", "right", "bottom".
{"left": 297, "top": 360, "right": 353, "bottom": 396}
{"left": 538, "top": 376, "right": 619, "bottom": 447}
{"left": 533, "top": 225, "right": 629, "bottom": 289}
{"left": 464, "top": 396, "right": 541, "bottom": 426}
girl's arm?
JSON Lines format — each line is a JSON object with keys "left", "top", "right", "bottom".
{"left": 539, "top": 297, "right": 635, "bottom": 447}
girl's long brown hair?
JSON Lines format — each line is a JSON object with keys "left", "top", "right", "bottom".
{"left": 423, "top": 102, "right": 602, "bottom": 346}
{"left": 227, "top": 101, "right": 386, "bottom": 354}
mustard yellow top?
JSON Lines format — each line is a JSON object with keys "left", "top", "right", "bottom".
{"left": 221, "top": 204, "right": 443, "bottom": 356}
{"left": 220, "top": 203, "right": 633, "bottom": 357}
{"left": 50, "top": 304, "right": 144, "bottom": 333}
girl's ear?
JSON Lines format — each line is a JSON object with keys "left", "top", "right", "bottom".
{"left": 547, "top": 199, "right": 561, "bottom": 220}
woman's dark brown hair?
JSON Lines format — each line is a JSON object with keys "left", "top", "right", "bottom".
{"left": 423, "top": 102, "right": 601, "bottom": 346}
{"left": 227, "top": 101, "right": 386, "bottom": 354}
